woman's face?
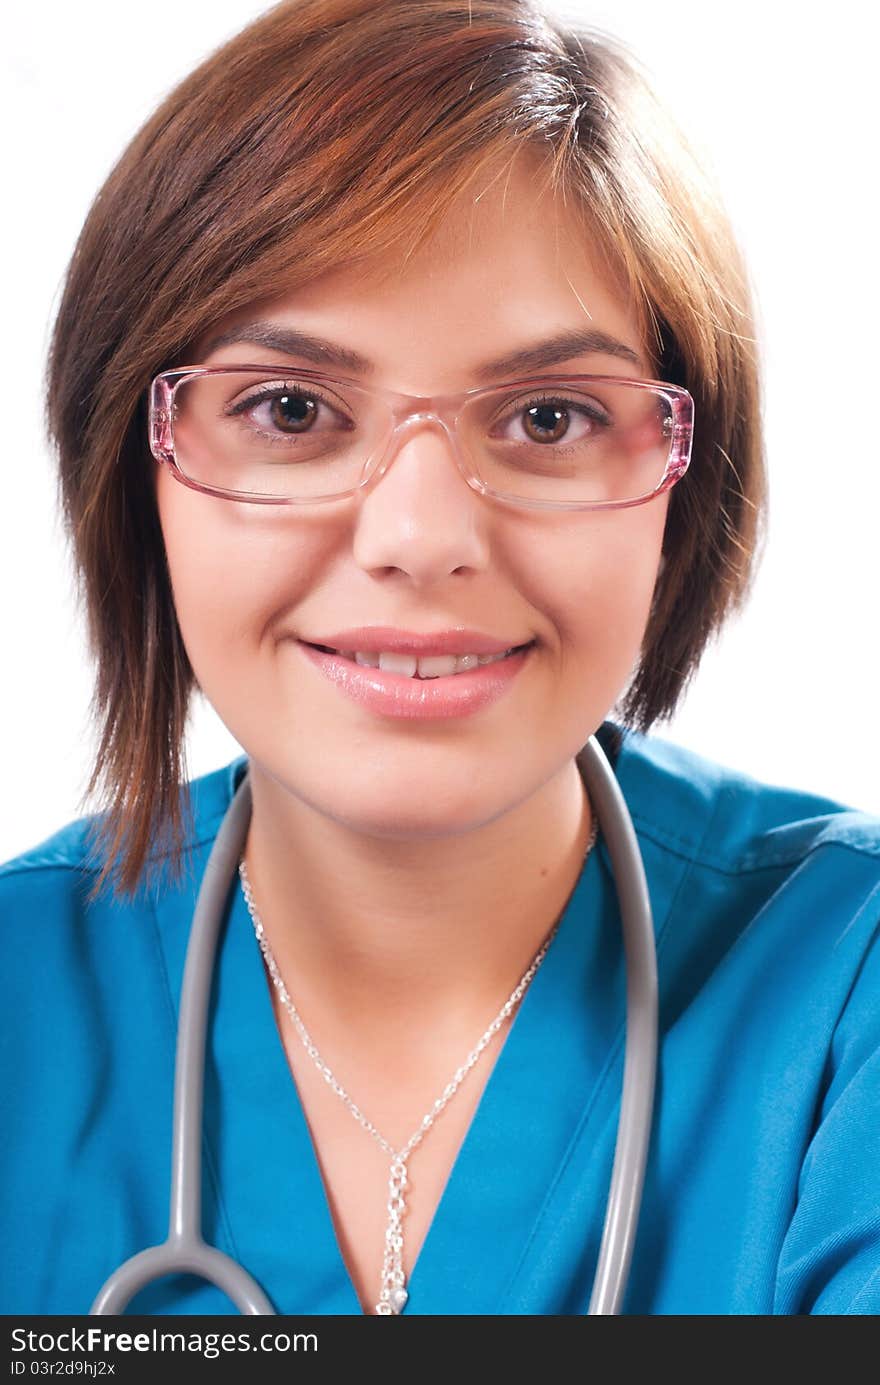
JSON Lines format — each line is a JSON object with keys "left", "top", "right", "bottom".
{"left": 155, "top": 158, "right": 670, "bottom": 842}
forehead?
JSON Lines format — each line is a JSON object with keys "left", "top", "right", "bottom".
{"left": 194, "top": 152, "right": 649, "bottom": 387}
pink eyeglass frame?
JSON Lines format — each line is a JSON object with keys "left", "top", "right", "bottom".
{"left": 148, "top": 364, "right": 694, "bottom": 512}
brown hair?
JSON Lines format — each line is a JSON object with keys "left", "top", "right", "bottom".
{"left": 46, "top": 0, "right": 766, "bottom": 904}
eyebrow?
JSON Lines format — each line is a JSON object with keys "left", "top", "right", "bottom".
{"left": 199, "top": 321, "right": 648, "bottom": 381}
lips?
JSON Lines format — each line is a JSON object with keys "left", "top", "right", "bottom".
{"left": 296, "top": 638, "right": 535, "bottom": 719}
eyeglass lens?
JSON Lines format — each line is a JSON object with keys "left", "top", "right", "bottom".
{"left": 168, "top": 370, "right": 675, "bottom": 504}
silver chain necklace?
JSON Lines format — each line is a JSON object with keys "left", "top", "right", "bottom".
{"left": 237, "top": 816, "right": 597, "bottom": 1316}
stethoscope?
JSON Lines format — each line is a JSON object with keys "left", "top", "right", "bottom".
{"left": 90, "top": 732, "right": 657, "bottom": 1316}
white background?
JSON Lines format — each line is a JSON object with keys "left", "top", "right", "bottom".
{"left": 2, "top": 0, "right": 878, "bottom": 862}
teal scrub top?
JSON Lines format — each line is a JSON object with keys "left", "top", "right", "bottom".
{"left": 2, "top": 721, "right": 880, "bottom": 1316}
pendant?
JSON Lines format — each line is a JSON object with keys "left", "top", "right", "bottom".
{"left": 375, "top": 1281, "right": 409, "bottom": 1315}
{"left": 375, "top": 1155, "right": 410, "bottom": 1315}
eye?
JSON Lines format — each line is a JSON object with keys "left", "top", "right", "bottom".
{"left": 493, "top": 392, "right": 611, "bottom": 446}
{"left": 226, "top": 381, "right": 354, "bottom": 439}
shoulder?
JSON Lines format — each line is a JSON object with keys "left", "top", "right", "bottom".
{"left": 604, "top": 720, "right": 880, "bottom": 873}
{"left": 595, "top": 722, "right": 880, "bottom": 1004}
{"left": 0, "top": 753, "right": 249, "bottom": 909}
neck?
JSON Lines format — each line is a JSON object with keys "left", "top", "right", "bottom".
{"left": 240, "top": 756, "right": 593, "bottom": 1045}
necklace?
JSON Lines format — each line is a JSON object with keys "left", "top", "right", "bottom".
{"left": 237, "top": 815, "right": 598, "bottom": 1315}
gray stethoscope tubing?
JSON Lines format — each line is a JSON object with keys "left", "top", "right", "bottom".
{"left": 90, "top": 732, "right": 657, "bottom": 1316}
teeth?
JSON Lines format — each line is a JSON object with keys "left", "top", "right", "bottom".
{"left": 416, "top": 653, "right": 481, "bottom": 678}
{"left": 345, "top": 649, "right": 517, "bottom": 678}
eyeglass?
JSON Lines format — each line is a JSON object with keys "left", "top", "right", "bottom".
{"left": 148, "top": 365, "right": 693, "bottom": 510}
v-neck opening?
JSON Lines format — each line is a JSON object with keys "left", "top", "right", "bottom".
{"left": 200, "top": 813, "right": 610, "bottom": 1314}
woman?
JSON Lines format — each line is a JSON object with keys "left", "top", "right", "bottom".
{"left": 2, "top": 0, "right": 878, "bottom": 1316}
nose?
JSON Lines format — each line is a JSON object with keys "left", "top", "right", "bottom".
{"left": 350, "top": 414, "right": 492, "bottom": 583}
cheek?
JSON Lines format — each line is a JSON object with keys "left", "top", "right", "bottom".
{"left": 154, "top": 466, "right": 321, "bottom": 673}
{"left": 539, "top": 500, "right": 668, "bottom": 675}
{"left": 155, "top": 469, "right": 242, "bottom": 652}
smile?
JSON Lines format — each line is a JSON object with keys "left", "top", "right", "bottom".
{"left": 305, "top": 643, "right": 533, "bottom": 679}
{"left": 296, "top": 639, "right": 536, "bottom": 719}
